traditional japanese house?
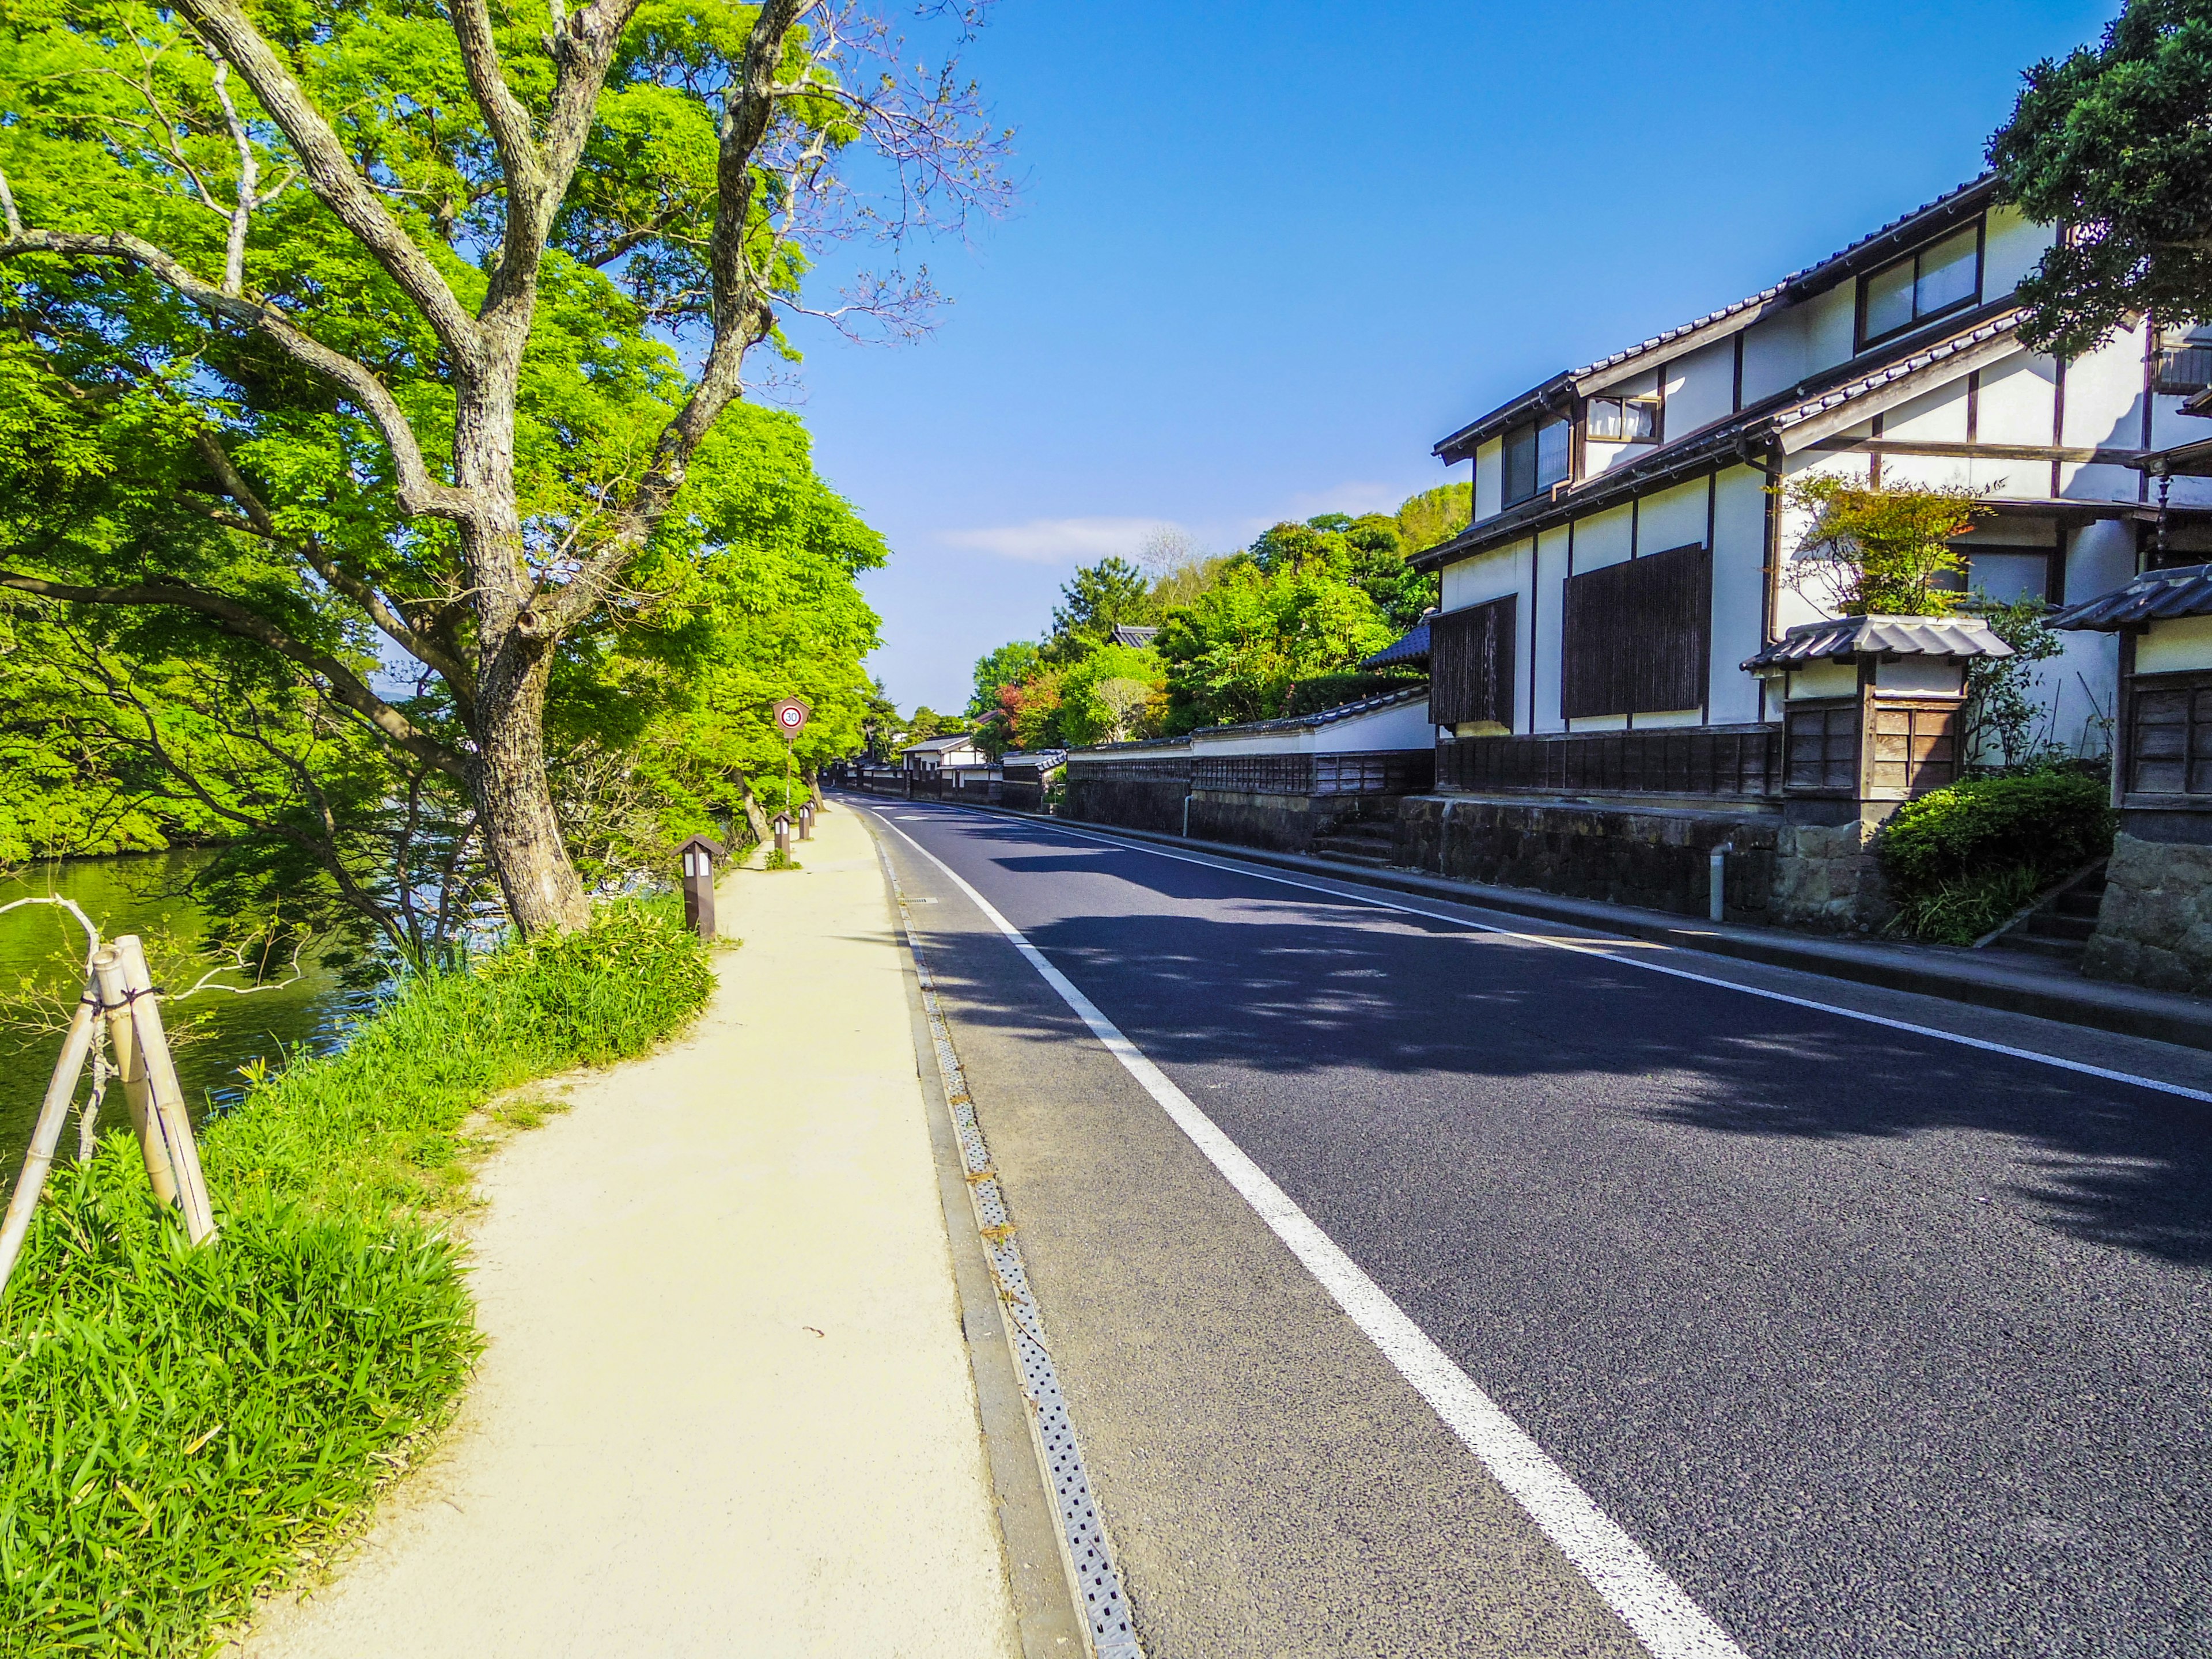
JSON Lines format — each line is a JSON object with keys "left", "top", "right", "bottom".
{"left": 1404, "top": 172, "right": 2212, "bottom": 926}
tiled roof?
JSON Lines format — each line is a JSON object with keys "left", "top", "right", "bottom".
{"left": 899, "top": 733, "right": 980, "bottom": 753}
{"left": 1741, "top": 615, "right": 2013, "bottom": 670}
{"left": 1437, "top": 174, "right": 2001, "bottom": 460}
{"left": 1359, "top": 619, "right": 1431, "bottom": 669}
{"left": 1199, "top": 684, "right": 1429, "bottom": 737}
{"left": 1769, "top": 314, "right": 2021, "bottom": 432}
{"left": 1108, "top": 624, "right": 1161, "bottom": 647}
{"left": 2050, "top": 563, "right": 2212, "bottom": 629}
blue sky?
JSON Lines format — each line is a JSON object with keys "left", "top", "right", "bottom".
{"left": 782, "top": 0, "right": 2118, "bottom": 715}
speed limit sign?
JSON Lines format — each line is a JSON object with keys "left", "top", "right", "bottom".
{"left": 770, "top": 696, "right": 812, "bottom": 737}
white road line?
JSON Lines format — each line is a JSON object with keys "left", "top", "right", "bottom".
{"left": 863, "top": 806, "right": 1750, "bottom": 1659}
{"left": 891, "top": 797, "right": 2212, "bottom": 1107}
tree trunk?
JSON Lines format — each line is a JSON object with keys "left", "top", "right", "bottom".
{"left": 474, "top": 665, "right": 591, "bottom": 936}
{"left": 734, "top": 774, "right": 772, "bottom": 847}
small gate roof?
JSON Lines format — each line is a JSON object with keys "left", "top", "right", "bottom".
{"left": 1740, "top": 615, "right": 2011, "bottom": 671}
{"left": 2048, "top": 563, "right": 2212, "bottom": 630}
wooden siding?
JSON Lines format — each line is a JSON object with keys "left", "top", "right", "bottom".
{"left": 2126, "top": 672, "right": 2212, "bottom": 797}
{"left": 1866, "top": 699, "right": 1959, "bottom": 800}
{"left": 1784, "top": 700, "right": 1859, "bottom": 794}
{"left": 1068, "top": 750, "right": 1433, "bottom": 798}
{"left": 1429, "top": 594, "right": 1516, "bottom": 728}
{"left": 1561, "top": 541, "right": 1711, "bottom": 718}
{"left": 1437, "top": 724, "right": 1781, "bottom": 798}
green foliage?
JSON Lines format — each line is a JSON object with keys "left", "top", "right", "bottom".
{"left": 1156, "top": 560, "right": 1395, "bottom": 732}
{"left": 1989, "top": 0, "right": 2212, "bottom": 356}
{"left": 0, "top": 897, "right": 713, "bottom": 1652}
{"left": 1054, "top": 645, "right": 1165, "bottom": 745}
{"left": 762, "top": 849, "right": 801, "bottom": 871}
{"left": 1877, "top": 770, "right": 2116, "bottom": 942}
{"left": 967, "top": 641, "right": 1042, "bottom": 721}
{"left": 1395, "top": 482, "right": 1474, "bottom": 558}
{"left": 1786, "top": 476, "right": 1986, "bottom": 615}
{"left": 1045, "top": 558, "right": 1154, "bottom": 661}
{"left": 1962, "top": 596, "right": 2067, "bottom": 770}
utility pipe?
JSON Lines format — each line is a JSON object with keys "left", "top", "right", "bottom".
{"left": 1709, "top": 842, "right": 1734, "bottom": 923}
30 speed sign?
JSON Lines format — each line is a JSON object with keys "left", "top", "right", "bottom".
{"left": 770, "top": 695, "right": 812, "bottom": 737}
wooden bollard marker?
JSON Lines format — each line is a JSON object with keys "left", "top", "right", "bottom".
{"left": 797, "top": 801, "right": 815, "bottom": 842}
{"left": 113, "top": 935, "right": 217, "bottom": 1244}
{"left": 93, "top": 944, "right": 179, "bottom": 1208}
{"left": 676, "top": 834, "right": 725, "bottom": 942}
{"left": 0, "top": 965, "right": 101, "bottom": 1297}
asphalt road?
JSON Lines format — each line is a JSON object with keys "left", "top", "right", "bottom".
{"left": 848, "top": 796, "right": 2212, "bottom": 1659}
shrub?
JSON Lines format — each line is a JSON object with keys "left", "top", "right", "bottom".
{"left": 0, "top": 896, "right": 713, "bottom": 1654}
{"left": 1877, "top": 770, "right": 2115, "bottom": 944}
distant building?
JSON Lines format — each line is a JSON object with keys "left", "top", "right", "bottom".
{"left": 898, "top": 732, "right": 987, "bottom": 777}
{"left": 1108, "top": 624, "right": 1161, "bottom": 649}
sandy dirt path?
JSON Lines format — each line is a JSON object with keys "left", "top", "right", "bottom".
{"left": 238, "top": 806, "right": 1021, "bottom": 1659}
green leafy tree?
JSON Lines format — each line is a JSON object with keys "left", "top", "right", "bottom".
{"left": 0, "top": 0, "right": 1003, "bottom": 935}
{"left": 1055, "top": 643, "right": 1164, "bottom": 745}
{"left": 1046, "top": 556, "right": 1154, "bottom": 661}
{"left": 1396, "top": 482, "right": 1472, "bottom": 558}
{"left": 1990, "top": 0, "right": 2212, "bottom": 356}
{"left": 968, "top": 639, "right": 1041, "bottom": 718}
{"left": 1156, "top": 562, "right": 1393, "bottom": 730}
{"left": 1785, "top": 477, "right": 1987, "bottom": 615}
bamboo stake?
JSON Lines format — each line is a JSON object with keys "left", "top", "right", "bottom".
{"left": 113, "top": 935, "right": 217, "bottom": 1244}
{"left": 94, "top": 944, "right": 178, "bottom": 1209}
{"left": 0, "top": 968, "right": 101, "bottom": 1297}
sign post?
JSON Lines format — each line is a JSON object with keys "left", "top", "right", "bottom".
{"left": 770, "top": 696, "right": 813, "bottom": 824}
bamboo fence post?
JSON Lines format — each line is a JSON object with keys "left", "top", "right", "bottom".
{"left": 94, "top": 944, "right": 178, "bottom": 1210}
{"left": 0, "top": 966, "right": 101, "bottom": 1297}
{"left": 112, "top": 935, "right": 217, "bottom": 1244}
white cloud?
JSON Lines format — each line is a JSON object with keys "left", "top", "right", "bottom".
{"left": 937, "top": 515, "right": 1183, "bottom": 564}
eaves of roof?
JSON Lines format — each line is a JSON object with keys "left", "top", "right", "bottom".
{"left": 1433, "top": 174, "right": 2002, "bottom": 464}
{"left": 2050, "top": 563, "right": 2212, "bottom": 629}
{"left": 1193, "top": 684, "right": 1430, "bottom": 738}
{"left": 1360, "top": 618, "right": 1431, "bottom": 669}
{"left": 1413, "top": 306, "right": 2026, "bottom": 574}
{"left": 1740, "top": 615, "right": 2012, "bottom": 670}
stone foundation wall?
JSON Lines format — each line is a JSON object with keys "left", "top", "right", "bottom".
{"left": 1063, "top": 773, "right": 1189, "bottom": 836}
{"left": 2084, "top": 833, "right": 2212, "bottom": 992}
{"left": 1393, "top": 796, "right": 1779, "bottom": 920}
{"left": 1770, "top": 819, "right": 1895, "bottom": 933}
{"left": 1186, "top": 790, "right": 1327, "bottom": 854}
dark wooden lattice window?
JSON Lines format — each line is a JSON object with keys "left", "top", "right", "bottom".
{"left": 1429, "top": 594, "right": 1517, "bottom": 728}
{"left": 2128, "top": 673, "right": 2212, "bottom": 796}
{"left": 1560, "top": 541, "right": 1711, "bottom": 718}
{"left": 1785, "top": 700, "right": 1859, "bottom": 793}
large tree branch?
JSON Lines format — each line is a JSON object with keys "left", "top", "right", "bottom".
{"left": 184, "top": 431, "right": 480, "bottom": 717}
{"left": 449, "top": 0, "right": 544, "bottom": 196}
{"left": 171, "top": 0, "right": 484, "bottom": 373}
{"left": 541, "top": 0, "right": 805, "bottom": 631}
{"left": 0, "top": 223, "right": 474, "bottom": 523}
{"left": 0, "top": 567, "right": 471, "bottom": 782}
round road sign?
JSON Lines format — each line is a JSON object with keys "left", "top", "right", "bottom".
{"left": 770, "top": 695, "right": 812, "bottom": 737}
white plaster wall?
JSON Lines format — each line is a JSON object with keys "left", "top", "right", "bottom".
{"left": 2137, "top": 614, "right": 2212, "bottom": 673}
{"left": 1740, "top": 306, "right": 1808, "bottom": 404}
{"left": 1440, "top": 541, "right": 1524, "bottom": 611}
{"left": 1584, "top": 438, "right": 1637, "bottom": 479}
{"left": 2062, "top": 320, "right": 2149, "bottom": 452}
{"left": 1474, "top": 437, "right": 1502, "bottom": 522}
{"left": 1982, "top": 205, "right": 2055, "bottom": 300}
{"left": 1533, "top": 525, "right": 1569, "bottom": 731}
{"left": 1634, "top": 709, "right": 1703, "bottom": 728}
{"left": 1880, "top": 449, "right": 1976, "bottom": 491}
{"left": 1976, "top": 351, "right": 2057, "bottom": 446}
{"left": 1571, "top": 503, "right": 1633, "bottom": 572}
{"left": 1308, "top": 699, "right": 1440, "bottom": 754}
{"left": 1884, "top": 378, "right": 1970, "bottom": 443}
{"left": 1709, "top": 464, "right": 1769, "bottom": 722}
{"left": 2067, "top": 518, "right": 2135, "bottom": 605}
{"left": 2060, "top": 460, "right": 2142, "bottom": 504}
{"left": 1771, "top": 450, "right": 1869, "bottom": 631}
{"left": 1638, "top": 476, "right": 1709, "bottom": 554}
{"left": 1664, "top": 339, "right": 1736, "bottom": 439}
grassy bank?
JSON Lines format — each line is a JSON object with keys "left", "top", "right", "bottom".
{"left": 0, "top": 900, "right": 713, "bottom": 1656}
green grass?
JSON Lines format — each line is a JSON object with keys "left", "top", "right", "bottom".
{"left": 0, "top": 897, "right": 713, "bottom": 1656}
{"left": 1888, "top": 863, "right": 2047, "bottom": 946}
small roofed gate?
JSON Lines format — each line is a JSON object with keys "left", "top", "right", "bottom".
{"left": 1561, "top": 541, "right": 1711, "bottom": 718}
{"left": 1429, "top": 594, "right": 1516, "bottom": 728}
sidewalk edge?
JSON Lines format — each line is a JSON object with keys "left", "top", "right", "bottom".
{"left": 869, "top": 824, "right": 1097, "bottom": 1659}
{"left": 868, "top": 796, "right": 2212, "bottom": 1054}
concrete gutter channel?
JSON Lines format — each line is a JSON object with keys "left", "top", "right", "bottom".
{"left": 881, "top": 796, "right": 2212, "bottom": 1054}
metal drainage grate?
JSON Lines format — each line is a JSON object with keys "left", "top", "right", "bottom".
{"left": 892, "top": 877, "right": 1143, "bottom": 1659}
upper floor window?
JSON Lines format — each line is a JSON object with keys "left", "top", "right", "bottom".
{"left": 1858, "top": 222, "right": 1982, "bottom": 350}
{"left": 1503, "top": 416, "right": 1570, "bottom": 506}
{"left": 1587, "top": 395, "right": 1659, "bottom": 444}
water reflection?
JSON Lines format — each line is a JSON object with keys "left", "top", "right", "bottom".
{"left": 1, "top": 853, "right": 366, "bottom": 1190}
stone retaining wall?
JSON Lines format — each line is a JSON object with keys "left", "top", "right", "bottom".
{"left": 2084, "top": 833, "right": 2212, "bottom": 992}
{"left": 1394, "top": 796, "right": 1779, "bottom": 921}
